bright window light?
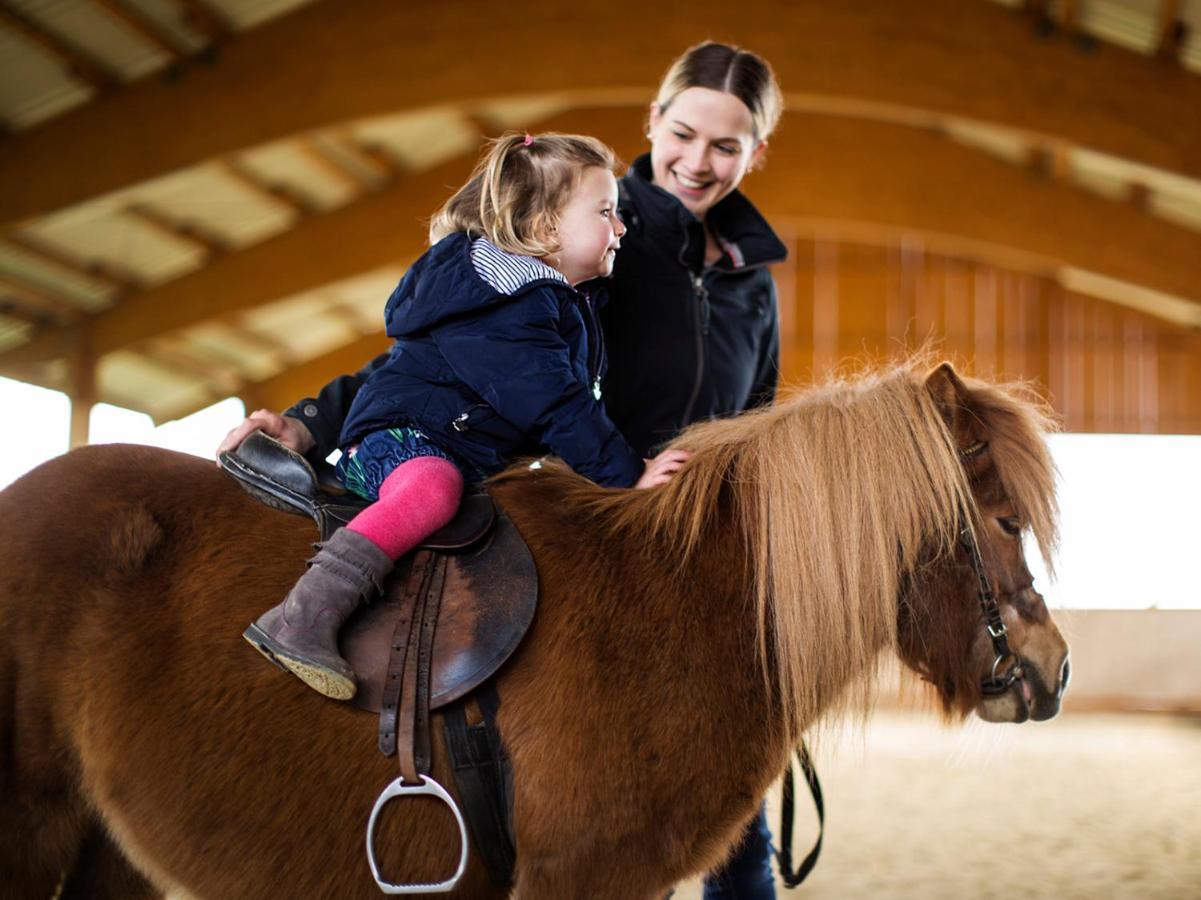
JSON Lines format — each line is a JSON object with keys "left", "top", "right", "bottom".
{"left": 1, "top": 376, "right": 1197, "bottom": 610}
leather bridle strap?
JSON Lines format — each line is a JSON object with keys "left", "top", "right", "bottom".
{"left": 957, "top": 520, "right": 1023, "bottom": 696}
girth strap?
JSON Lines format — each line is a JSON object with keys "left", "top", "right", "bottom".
{"left": 443, "top": 685, "right": 515, "bottom": 889}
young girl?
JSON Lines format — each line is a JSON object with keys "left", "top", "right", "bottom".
{"left": 243, "top": 132, "right": 690, "bottom": 700}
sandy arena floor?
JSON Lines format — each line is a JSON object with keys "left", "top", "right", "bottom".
{"left": 672, "top": 710, "right": 1201, "bottom": 899}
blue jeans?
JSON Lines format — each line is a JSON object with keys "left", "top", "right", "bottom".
{"left": 702, "top": 804, "right": 776, "bottom": 899}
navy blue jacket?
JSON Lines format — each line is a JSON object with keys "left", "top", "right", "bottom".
{"left": 288, "top": 156, "right": 785, "bottom": 462}
{"left": 336, "top": 233, "right": 643, "bottom": 488}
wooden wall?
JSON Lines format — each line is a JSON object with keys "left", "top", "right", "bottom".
{"left": 775, "top": 233, "right": 1201, "bottom": 434}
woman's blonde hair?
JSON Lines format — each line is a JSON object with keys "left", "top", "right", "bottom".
{"left": 655, "top": 41, "right": 783, "bottom": 142}
{"left": 429, "top": 132, "right": 618, "bottom": 257}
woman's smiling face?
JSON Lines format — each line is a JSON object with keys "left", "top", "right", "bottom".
{"left": 648, "top": 87, "right": 765, "bottom": 220}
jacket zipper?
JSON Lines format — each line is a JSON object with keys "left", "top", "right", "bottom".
{"left": 580, "top": 290, "right": 604, "bottom": 400}
{"left": 680, "top": 271, "right": 709, "bottom": 428}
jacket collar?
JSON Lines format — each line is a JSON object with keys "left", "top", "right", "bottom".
{"left": 622, "top": 154, "right": 787, "bottom": 271}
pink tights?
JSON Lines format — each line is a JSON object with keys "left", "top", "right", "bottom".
{"left": 346, "top": 456, "right": 464, "bottom": 560}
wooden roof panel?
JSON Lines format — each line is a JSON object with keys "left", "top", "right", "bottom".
{"left": 1080, "top": 0, "right": 1161, "bottom": 55}
{"left": 236, "top": 140, "right": 359, "bottom": 212}
{"left": 98, "top": 348, "right": 213, "bottom": 419}
{"left": 0, "top": 315, "right": 33, "bottom": 353}
{"left": 118, "top": 0, "right": 209, "bottom": 54}
{"left": 0, "top": 24, "right": 92, "bottom": 129}
{"left": 126, "top": 162, "right": 299, "bottom": 248}
{"left": 18, "top": 208, "right": 206, "bottom": 287}
{"left": 205, "top": 0, "right": 313, "bottom": 30}
{"left": 0, "top": 242, "right": 115, "bottom": 311}
{"left": 11, "top": 0, "right": 169, "bottom": 81}
{"left": 350, "top": 108, "right": 481, "bottom": 171}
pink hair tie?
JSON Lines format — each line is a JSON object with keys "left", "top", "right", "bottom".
{"left": 523, "top": 133, "right": 534, "bottom": 147}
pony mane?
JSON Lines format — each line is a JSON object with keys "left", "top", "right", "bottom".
{"left": 494, "top": 359, "right": 1059, "bottom": 734}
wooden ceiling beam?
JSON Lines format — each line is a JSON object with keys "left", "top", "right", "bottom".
{"left": 5, "top": 107, "right": 1200, "bottom": 376}
{"left": 5, "top": 0, "right": 1201, "bottom": 223}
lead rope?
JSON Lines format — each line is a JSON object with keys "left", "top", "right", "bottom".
{"left": 776, "top": 742, "right": 825, "bottom": 888}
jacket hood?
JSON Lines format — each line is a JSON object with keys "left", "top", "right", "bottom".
{"left": 384, "top": 232, "right": 567, "bottom": 337}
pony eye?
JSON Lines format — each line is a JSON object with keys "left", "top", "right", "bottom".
{"left": 998, "top": 517, "right": 1022, "bottom": 537}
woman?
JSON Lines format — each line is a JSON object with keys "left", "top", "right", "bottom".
{"left": 218, "top": 41, "right": 787, "bottom": 900}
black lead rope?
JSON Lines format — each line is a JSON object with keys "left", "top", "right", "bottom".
{"left": 776, "top": 743, "right": 825, "bottom": 889}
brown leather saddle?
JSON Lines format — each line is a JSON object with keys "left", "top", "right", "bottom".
{"left": 219, "top": 430, "right": 536, "bottom": 717}
{"left": 220, "top": 431, "right": 535, "bottom": 891}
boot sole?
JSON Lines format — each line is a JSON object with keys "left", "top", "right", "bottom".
{"left": 243, "top": 624, "right": 357, "bottom": 701}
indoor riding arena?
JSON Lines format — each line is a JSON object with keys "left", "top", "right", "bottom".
{"left": 1, "top": 2, "right": 1199, "bottom": 899}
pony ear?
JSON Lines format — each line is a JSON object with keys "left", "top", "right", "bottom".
{"left": 924, "top": 362, "right": 970, "bottom": 438}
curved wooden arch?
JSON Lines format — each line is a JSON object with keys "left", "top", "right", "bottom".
{"left": 5, "top": 104, "right": 1198, "bottom": 376}
{"left": 2, "top": 0, "right": 1200, "bottom": 224}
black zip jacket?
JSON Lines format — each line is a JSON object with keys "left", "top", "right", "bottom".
{"left": 599, "top": 155, "right": 786, "bottom": 455}
{"left": 286, "top": 154, "right": 786, "bottom": 462}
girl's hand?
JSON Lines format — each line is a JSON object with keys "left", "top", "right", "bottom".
{"left": 215, "top": 409, "right": 315, "bottom": 462}
{"left": 633, "top": 448, "right": 692, "bottom": 489}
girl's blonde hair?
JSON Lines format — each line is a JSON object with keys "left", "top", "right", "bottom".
{"left": 655, "top": 41, "right": 783, "bottom": 142}
{"left": 429, "top": 132, "right": 618, "bottom": 257}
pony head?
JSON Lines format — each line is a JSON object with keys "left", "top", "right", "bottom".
{"left": 897, "top": 363, "right": 1068, "bottom": 723}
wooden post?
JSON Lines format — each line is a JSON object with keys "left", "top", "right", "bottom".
{"left": 68, "top": 327, "right": 96, "bottom": 449}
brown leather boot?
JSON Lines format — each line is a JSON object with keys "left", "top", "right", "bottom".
{"left": 244, "top": 527, "right": 393, "bottom": 700}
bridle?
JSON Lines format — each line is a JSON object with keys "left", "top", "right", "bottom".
{"left": 958, "top": 440, "right": 1025, "bottom": 698}
{"left": 958, "top": 521, "right": 1025, "bottom": 697}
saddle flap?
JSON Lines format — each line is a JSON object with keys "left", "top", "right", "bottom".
{"left": 341, "top": 508, "right": 537, "bottom": 714}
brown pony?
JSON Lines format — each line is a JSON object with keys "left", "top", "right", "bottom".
{"left": 0, "top": 361, "right": 1069, "bottom": 900}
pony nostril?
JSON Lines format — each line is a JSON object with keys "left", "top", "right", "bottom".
{"left": 1058, "top": 657, "right": 1071, "bottom": 696}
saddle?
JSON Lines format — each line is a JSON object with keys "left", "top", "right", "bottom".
{"left": 220, "top": 431, "right": 534, "bottom": 892}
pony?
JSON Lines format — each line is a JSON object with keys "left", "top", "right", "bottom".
{"left": 0, "top": 361, "right": 1069, "bottom": 899}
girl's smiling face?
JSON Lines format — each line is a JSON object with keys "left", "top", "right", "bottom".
{"left": 648, "top": 87, "right": 766, "bottom": 220}
{"left": 547, "top": 166, "right": 625, "bottom": 285}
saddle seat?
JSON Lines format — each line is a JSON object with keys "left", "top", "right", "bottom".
{"left": 218, "top": 430, "right": 537, "bottom": 715}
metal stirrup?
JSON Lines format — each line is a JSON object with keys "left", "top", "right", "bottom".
{"left": 366, "top": 775, "right": 470, "bottom": 894}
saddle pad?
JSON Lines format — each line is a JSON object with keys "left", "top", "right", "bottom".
{"left": 340, "top": 508, "right": 537, "bottom": 714}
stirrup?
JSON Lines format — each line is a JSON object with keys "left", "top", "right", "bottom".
{"left": 365, "top": 774, "right": 469, "bottom": 894}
